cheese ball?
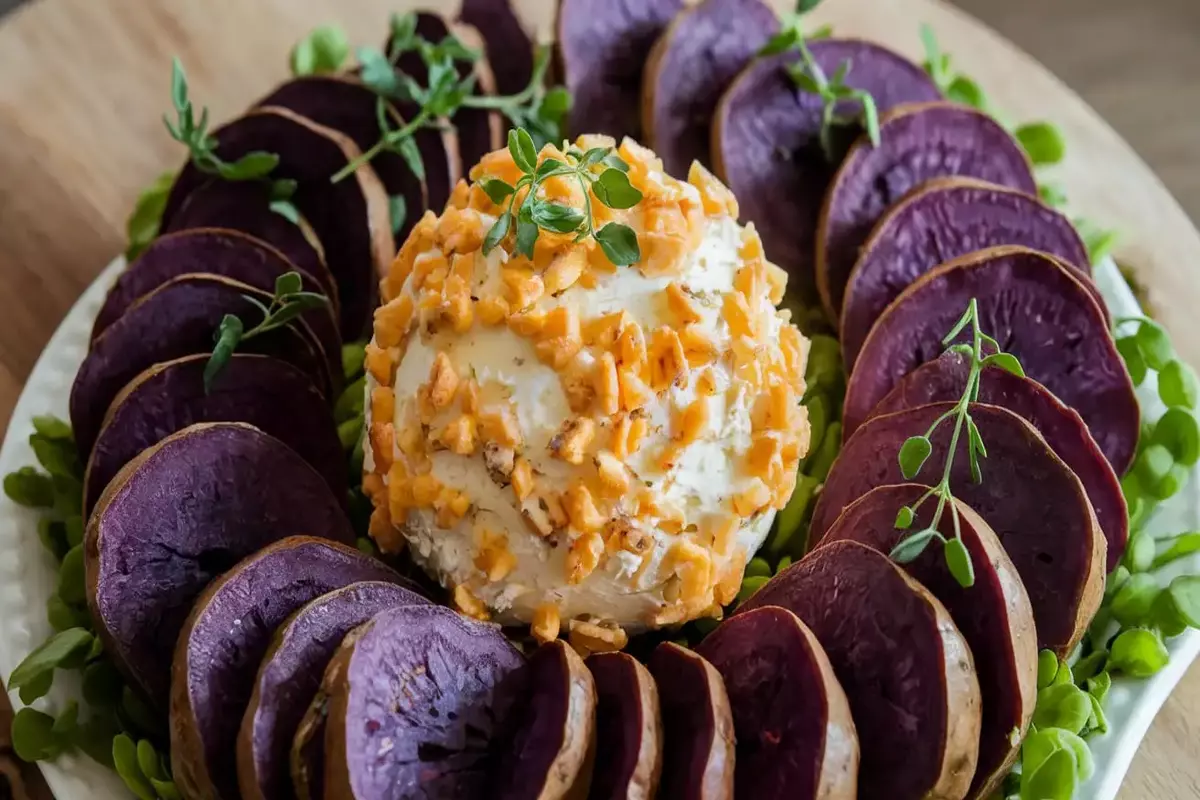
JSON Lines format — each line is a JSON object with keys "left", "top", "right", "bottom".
{"left": 362, "top": 135, "right": 810, "bottom": 641}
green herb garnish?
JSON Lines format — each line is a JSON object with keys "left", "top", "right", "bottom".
{"left": 888, "top": 299, "right": 1026, "bottom": 588}
{"left": 289, "top": 24, "right": 350, "bottom": 76}
{"left": 124, "top": 171, "right": 176, "bottom": 261}
{"left": 203, "top": 271, "right": 330, "bottom": 392}
{"left": 477, "top": 128, "right": 642, "bottom": 268}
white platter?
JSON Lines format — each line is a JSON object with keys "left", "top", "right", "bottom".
{"left": 0, "top": 254, "right": 1196, "bottom": 799}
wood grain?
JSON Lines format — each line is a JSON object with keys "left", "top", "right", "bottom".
{"left": 0, "top": 1, "right": 1197, "bottom": 798}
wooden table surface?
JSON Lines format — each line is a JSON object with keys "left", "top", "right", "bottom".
{"left": 1, "top": 0, "right": 1198, "bottom": 797}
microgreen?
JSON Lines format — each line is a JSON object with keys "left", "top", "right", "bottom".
{"left": 202, "top": 271, "right": 329, "bottom": 392}
{"left": 478, "top": 129, "right": 642, "bottom": 268}
{"left": 888, "top": 300, "right": 1021, "bottom": 587}
{"left": 125, "top": 171, "right": 175, "bottom": 261}
{"left": 333, "top": 16, "right": 569, "bottom": 184}
{"left": 289, "top": 24, "right": 350, "bottom": 76}
{"left": 785, "top": 36, "right": 880, "bottom": 161}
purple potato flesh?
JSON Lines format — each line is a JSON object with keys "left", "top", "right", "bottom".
{"left": 740, "top": 540, "right": 981, "bottom": 800}
{"left": 843, "top": 246, "right": 1139, "bottom": 475}
{"left": 91, "top": 228, "right": 341, "bottom": 369}
{"left": 810, "top": 402, "right": 1106, "bottom": 655}
{"left": 256, "top": 75, "right": 427, "bottom": 241}
{"left": 323, "top": 604, "right": 527, "bottom": 799}
{"left": 697, "top": 606, "right": 858, "bottom": 800}
{"left": 497, "top": 640, "right": 596, "bottom": 800}
{"left": 820, "top": 485, "right": 1038, "bottom": 797}
{"left": 163, "top": 179, "right": 332, "bottom": 302}
{"left": 816, "top": 102, "right": 1037, "bottom": 317}
{"left": 170, "top": 537, "right": 408, "bottom": 800}
{"left": 713, "top": 40, "right": 939, "bottom": 301}
{"left": 586, "top": 652, "right": 662, "bottom": 800}
{"left": 646, "top": 642, "right": 734, "bottom": 800}
{"left": 237, "top": 581, "right": 430, "bottom": 800}
{"left": 458, "top": 0, "right": 535, "bottom": 98}
{"left": 642, "top": 0, "right": 779, "bottom": 178}
{"left": 84, "top": 423, "right": 353, "bottom": 705}
{"left": 869, "top": 350, "right": 1129, "bottom": 569}
{"left": 159, "top": 107, "right": 392, "bottom": 339}
{"left": 83, "top": 353, "right": 344, "bottom": 514}
{"left": 840, "top": 177, "right": 1095, "bottom": 365}
{"left": 72, "top": 274, "right": 333, "bottom": 456}
{"left": 557, "top": 0, "right": 684, "bottom": 141}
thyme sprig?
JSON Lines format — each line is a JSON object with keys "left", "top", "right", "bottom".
{"left": 479, "top": 129, "right": 643, "bottom": 268}
{"left": 758, "top": 0, "right": 879, "bottom": 161}
{"left": 331, "top": 13, "right": 569, "bottom": 183}
{"left": 203, "top": 271, "right": 330, "bottom": 392}
{"left": 889, "top": 299, "right": 1026, "bottom": 588}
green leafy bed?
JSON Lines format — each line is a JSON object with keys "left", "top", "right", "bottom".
{"left": 5, "top": 11, "right": 1200, "bottom": 800}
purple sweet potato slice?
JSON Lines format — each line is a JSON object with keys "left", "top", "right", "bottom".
{"left": 82, "top": 353, "right": 344, "bottom": 514}
{"left": 646, "top": 642, "right": 734, "bottom": 800}
{"left": 740, "top": 540, "right": 982, "bottom": 800}
{"left": 809, "top": 402, "right": 1106, "bottom": 655}
{"left": 170, "top": 537, "right": 408, "bottom": 800}
{"left": 816, "top": 102, "right": 1037, "bottom": 318}
{"left": 237, "top": 581, "right": 430, "bottom": 800}
{"left": 291, "top": 695, "right": 328, "bottom": 800}
{"left": 390, "top": 14, "right": 501, "bottom": 178}
{"left": 586, "top": 652, "right": 662, "bottom": 800}
{"left": 163, "top": 179, "right": 332, "bottom": 302}
{"left": 458, "top": 0, "right": 535, "bottom": 98}
{"left": 71, "top": 274, "right": 333, "bottom": 456}
{"left": 697, "top": 606, "right": 858, "bottom": 800}
{"left": 820, "top": 485, "right": 1037, "bottom": 797}
{"left": 256, "top": 75, "right": 427, "bottom": 239}
{"left": 843, "top": 245, "right": 1139, "bottom": 474}
{"left": 91, "top": 228, "right": 340, "bottom": 367}
{"left": 497, "top": 640, "right": 596, "bottom": 800}
{"left": 84, "top": 422, "right": 353, "bottom": 705}
{"left": 713, "top": 41, "right": 940, "bottom": 301}
{"left": 840, "top": 177, "right": 1095, "bottom": 365}
{"left": 159, "top": 107, "right": 393, "bottom": 339}
{"left": 322, "top": 604, "right": 527, "bottom": 799}
{"left": 870, "top": 350, "right": 1129, "bottom": 569}
{"left": 641, "top": 0, "right": 779, "bottom": 179}
{"left": 556, "top": 0, "right": 684, "bottom": 141}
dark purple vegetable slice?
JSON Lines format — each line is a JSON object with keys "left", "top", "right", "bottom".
{"left": 159, "top": 107, "right": 393, "bottom": 339}
{"left": 389, "top": 14, "right": 500, "bottom": 178}
{"left": 641, "top": 0, "right": 779, "bottom": 178}
{"left": 696, "top": 606, "right": 858, "bottom": 800}
{"left": 458, "top": 0, "right": 535, "bottom": 98}
{"left": 237, "top": 581, "right": 430, "bottom": 800}
{"left": 816, "top": 102, "right": 1037, "bottom": 318}
{"left": 586, "top": 652, "right": 662, "bottom": 800}
{"left": 497, "top": 640, "right": 596, "bottom": 800}
{"left": 71, "top": 274, "right": 333, "bottom": 456}
{"left": 713, "top": 40, "right": 940, "bottom": 301}
{"left": 322, "top": 604, "right": 527, "bottom": 799}
{"left": 869, "top": 350, "right": 1129, "bottom": 569}
{"left": 741, "top": 540, "right": 981, "bottom": 800}
{"left": 82, "top": 353, "right": 344, "bottom": 515}
{"left": 163, "top": 179, "right": 332, "bottom": 300}
{"left": 91, "top": 228, "right": 340, "bottom": 365}
{"left": 820, "top": 485, "right": 1037, "bottom": 798}
{"left": 843, "top": 245, "right": 1139, "bottom": 475}
{"left": 840, "top": 177, "right": 1095, "bottom": 365}
{"left": 810, "top": 402, "right": 1106, "bottom": 655}
{"left": 557, "top": 0, "right": 684, "bottom": 141}
{"left": 171, "top": 537, "right": 407, "bottom": 800}
{"left": 84, "top": 422, "right": 353, "bottom": 705}
{"left": 646, "top": 642, "right": 734, "bottom": 800}
{"left": 256, "top": 75, "right": 427, "bottom": 240}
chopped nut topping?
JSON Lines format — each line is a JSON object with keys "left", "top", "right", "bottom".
{"left": 521, "top": 494, "right": 556, "bottom": 537}
{"left": 434, "top": 487, "right": 470, "bottom": 528}
{"left": 610, "top": 413, "right": 649, "bottom": 461}
{"left": 532, "top": 604, "right": 561, "bottom": 644}
{"left": 439, "top": 414, "right": 478, "bottom": 455}
{"left": 732, "top": 478, "right": 772, "bottom": 517}
{"left": 411, "top": 474, "right": 444, "bottom": 507}
{"left": 733, "top": 261, "right": 766, "bottom": 305}
{"left": 673, "top": 397, "right": 709, "bottom": 445}
{"left": 374, "top": 295, "right": 415, "bottom": 349}
{"left": 639, "top": 232, "right": 687, "bottom": 277}
{"left": 715, "top": 549, "right": 747, "bottom": 606}
{"left": 447, "top": 179, "right": 471, "bottom": 210}
{"left": 511, "top": 456, "right": 534, "bottom": 502}
{"left": 566, "top": 531, "right": 605, "bottom": 584}
{"left": 668, "top": 539, "right": 714, "bottom": 608}
{"left": 483, "top": 442, "right": 516, "bottom": 486}
{"left": 779, "top": 324, "right": 808, "bottom": 391}
{"left": 568, "top": 619, "right": 628, "bottom": 652}
{"left": 436, "top": 206, "right": 485, "bottom": 254}
{"left": 479, "top": 405, "right": 523, "bottom": 448}
{"left": 383, "top": 211, "right": 436, "bottom": 302}
{"left": 369, "top": 505, "right": 405, "bottom": 554}
{"left": 594, "top": 352, "right": 620, "bottom": 416}
{"left": 502, "top": 266, "right": 544, "bottom": 311}
{"left": 427, "top": 353, "right": 459, "bottom": 409}
{"left": 370, "top": 387, "right": 395, "bottom": 430}
{"left": 362, "top": 472, "right": 385, "bottom": 501}
{"left": 617, "top": 321, "right": 647, "bottom": 370}
{"left": 412, "top": 251, "right": 449, "bottom": 293}
{"left": 474, "top": 527, "right": 517, "bottom": 582}
{"left": 545, "top": 250, "right": 586, "bottom": 295}
{"left": 562, "top": 363, "right": 597, "bottom": 413}
{"left": 548, "top": 417, "right": 596, "bottom": 465}
{"left": 477, "top": 295, "right": 510, "bottom": 326}
{"left": 688, "top": 161, "right": 739, "bottom": 218}
{"left": 695, "top": 367, "right": 718, "bottom": 396}
{"left": 364, "top": 342, "right": 396, "bottom": 386}
{"left": 564, "top": 483, "right": 606, "bottom": 534}
{"left": 746, "top": 431, "right": 783, "bottom": 478}
{"left": 618, "top": 367, "right": 654, "bottom": 412}
{"left": 453, "top": 584, "right": 490, "bottom": 621}
{"left": 722, "top": 292, "right": 756, "bottom": 338}
{"left": 604, "top": 515, "right": 651, "bottom": 554}
{"left": 648, "top": 326, "right": 688, "bottom": 392}
{"left": 458, "top": 379, "right": 480, "bottom": 415}
{"left": 595, "top": 451, "right": 631, "bottom": 495}
{"left": 665, "top": 282, "right": 702, "bottom": 325}
{"left": 368, "top": 421, "right": 394, "bottom": 472}
{"left": 765, "top": 262, "right": 788, "bottom": 306}
{"left": 541, "top": 306, "right": 581, "bottom": 340}
{"left": 387, "top": 461, "right": 412, "bottom": 523}
{"left": 582, "top": 311, "right": 628, "bottom": 348}
{"left": 535, "top": 335, "right": 583, "bottom": 370}
{"left": 679, "top": 324, "right": 718, "bottom": 368}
